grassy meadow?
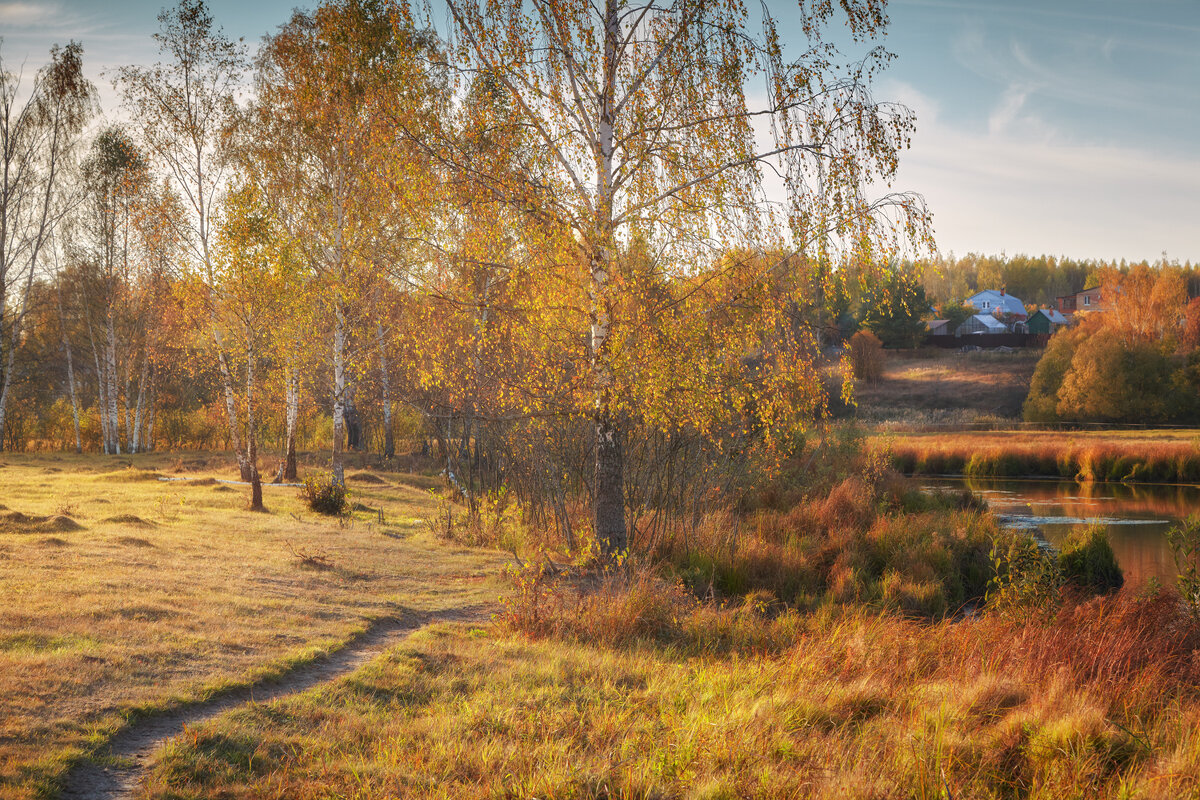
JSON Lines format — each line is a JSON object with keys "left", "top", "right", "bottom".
{"left": 852, "top": 349, "right": 1041, "bottom": 425}
{"left": 140, "top": 602, "right": 1200, "bottom": 800}
{"left": 0, "top": 453, "right": 502, "bottom": 799}
{"left": 5, "top": 447, "right": 1200, "bottom": 799}
{"left": 133, "top": 470, "right": 1200, "bottom": 800}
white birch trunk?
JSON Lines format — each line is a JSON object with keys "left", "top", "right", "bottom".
{"left": 89, "top": 330, "right": 108, "bottom": 453}
{"left": 212, "top": 328, "right": 249, "bottom": 479}
{"left": 0, "top": 347, "right": 14, "bottom": 451}
{"left": 105, "top": 310, "right": 121, "bottom": 454}
{"left": 590, "top": 0, "right": 627, "bottom": 555}
{"left": 376, "top": 319, "right": 393, "bottom": 459}
{"left": 64, "top": 337, "right": 82, "bottom": 454}
{"left": 284, "top": 365, "right": 298, "bottom": 480}
{"left": 132, "top": 350, "right": 148, "bottom": 453}
{"left": 56, "top": 287, "right": 83, "bottom": 453}
{"left": 332, "top": 303, "right": 346, "bottom": 486}
{"left": 123, "top": 356, "right": 134, "bottom": 452}
{"left": 144, "top": 372, "right": 156, "bottom": 453}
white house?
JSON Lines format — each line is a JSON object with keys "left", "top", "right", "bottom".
{"left": 965, "top": 289, "right": 1027, "bottom": 320}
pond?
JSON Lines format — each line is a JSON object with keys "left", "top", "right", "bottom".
{"left": 920, "top": 476, "right": 1200, "bottom": 587}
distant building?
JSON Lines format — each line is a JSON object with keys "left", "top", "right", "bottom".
{"left": 965, "top": 289, "right": 1027, "bottom": 321}
{"left": 926, "top": 319, "right": 951, "bottom": 336}
{"left": 1027, "top": 308, "right": 1069, "bottom": 335}
{"left": 956, "top": 313, "right": 1008, "bottom": 336}
{"left": 1056, "top": 287, "right": 1104, "bottom": 317}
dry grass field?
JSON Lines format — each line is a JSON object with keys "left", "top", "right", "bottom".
{"left": 853, "top": 349, "right": 1040, "bottom": 424}
{"left": 0, "top": 453, "right": 502, "bottom": 800}
{"left": 140, "top": 585, "right": 1200, "bottom": 800}
{"left": 7, "top": 450, "right": 1200, "bottom": 800}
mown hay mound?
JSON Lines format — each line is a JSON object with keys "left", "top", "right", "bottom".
{"left": 187, "top": 477, "right": 219, "bottom": 486}
{"left": 0, "top": 511, "right": 84, "bottom": 534}
{"left": 101, "top": 514, "right": 156, "bottom": 528}
{"left": 43, "top": 515, "right": 85, "bottom": 532}
{"left": 212, "top": 485, "right": 236, "bottom": 493}
{"left": 347, "top": 471, "right": 387, "bottom": 485}
{"left": 116, "top": 535, "right": 154, "bottom": 547}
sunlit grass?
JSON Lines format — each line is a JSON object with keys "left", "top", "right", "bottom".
{"left": 887, "top": 431, "right": 1200, "bottom": 482}
{"left": 143, "top": 596, "right": 1200, "bottom": 799}
{"left": 0, "top": 452, "right": 502, "bottom": 800}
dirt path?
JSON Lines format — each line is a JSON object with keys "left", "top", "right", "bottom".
{"left": 58, "top": 605, "right": 492, "bottom": 800}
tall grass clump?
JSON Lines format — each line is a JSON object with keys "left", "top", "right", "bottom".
{"left": 298, "top": 474, "right": 348, "bottom": 515}
{"left": 647, "top": 469, "right": 997, "bottom": 620}
{"left": 1058, "top": 525, "right": 1124, "bottom": 596}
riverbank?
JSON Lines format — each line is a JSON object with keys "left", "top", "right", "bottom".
{"left": 885, "top": 429, "right": 1200, "bottom": 483}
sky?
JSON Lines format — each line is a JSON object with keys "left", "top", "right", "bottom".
{"left": 1, "top": 0, "right": 1197, "bottom": 262}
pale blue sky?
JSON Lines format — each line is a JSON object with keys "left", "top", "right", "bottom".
{"left": 2, "top": 0, "right": 1197, "bottom": 261}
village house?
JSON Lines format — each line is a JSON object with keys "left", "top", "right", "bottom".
{"left": 1027, "top": 307, "right": 1069, "bottom": 334}
{"left": 1056, "top": 286, "right": 1104, "bottom": 317}
{"left": 965, "top": 289, "right": 1027, "bottom": 321}
{"left": 926, "top": 319, "right": 950, "bottom": 336}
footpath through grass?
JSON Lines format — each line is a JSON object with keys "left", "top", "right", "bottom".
{"left": 0, "top": 453, "right": 502, "bottom": 800}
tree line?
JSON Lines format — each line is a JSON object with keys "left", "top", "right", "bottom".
{"left": 922, "top": 252, "right": 1198, "bottom": 310}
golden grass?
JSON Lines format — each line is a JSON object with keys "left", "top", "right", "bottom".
{"left": 0, "top": 453, "right": 503, "bottom": 800}
{"left": 887, "top": 430, "right": 1200, "bottom": 482}
{"left": 141, "top": 593, "right": 1200, "bottom": 799}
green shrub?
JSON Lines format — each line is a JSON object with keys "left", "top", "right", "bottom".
{"left": 987, "top": 532, "right": 1062, "bottom": 616}
{"left": 299, "top": 474, "right": 348, "bottom": 515}
{"left": 1057, "top": 526, "right": 1123, "bottom": 596}
{"left": 1166, "top": 514, "right": 1200, "bottom": 619}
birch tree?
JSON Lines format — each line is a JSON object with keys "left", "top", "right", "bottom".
{"left": 248, "top": 0, "right": 444, "bottom": 485}
{"left": 115, "top": 0, "right": 251, "bottom": 475}
{"left": 0, "top": 41, "right": 95, "bottom": 450}
{"left": 79, "top": 128, "right": 150, "bottom": 454}
{"left": 210, "top": 183, "right": 296, "bottom": 510}
{"left": 431, "top": 0, "right": 929, "bottom": 555}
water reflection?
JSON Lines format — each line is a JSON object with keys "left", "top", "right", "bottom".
{"left": 921, "top": 477, "right": 1200, "bottom": 587}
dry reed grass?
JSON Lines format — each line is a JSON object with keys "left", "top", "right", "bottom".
{"left": 889, "top": 430, "right": 1200, "bottom": 483}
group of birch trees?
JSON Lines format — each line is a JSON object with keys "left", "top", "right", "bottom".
{"left": 2, "top": 0, "right": 929, "bottom": 552}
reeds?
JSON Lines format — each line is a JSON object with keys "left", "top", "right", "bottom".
{"left": 891, "top": 438, "right": 1200, "bottom": 483}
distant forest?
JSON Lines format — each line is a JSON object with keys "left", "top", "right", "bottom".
{"left": 920, "top": 253, "right": 1200, "bottom": 308}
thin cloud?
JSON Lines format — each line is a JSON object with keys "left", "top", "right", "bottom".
{"left": 0, "top": 2, "right": 59, "bottom": 25}
{"left": 986, "top": 84, "right": 1033, "bottom": 137}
